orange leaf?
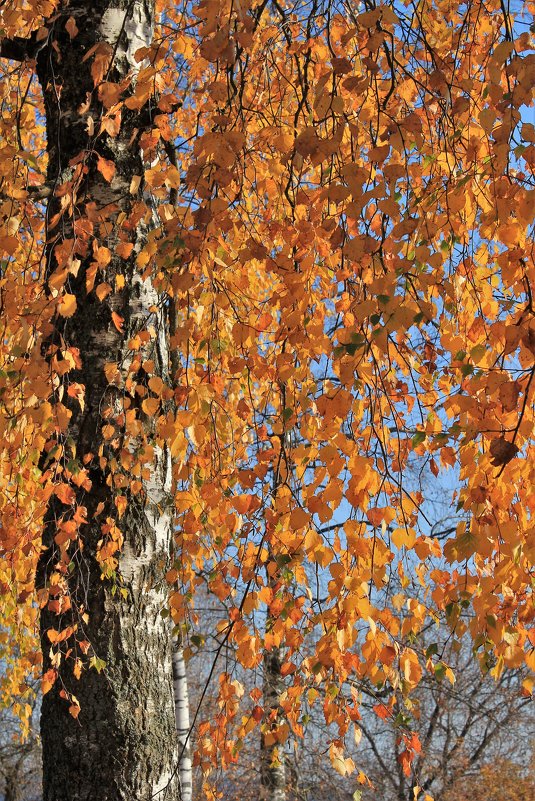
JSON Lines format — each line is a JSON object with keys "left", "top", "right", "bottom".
{"left": 97, "top": 155, "right": 116, "bottom": 182}
{"left": 95, "top": 282, "right": 112, "bottom": 301}
{"left": 115, "top": 495, "right": 127, "bottom": 518}
{"left": 289, "top": 507, "right": 310, "bottom": 529}
{"left": 116, "top": 242, "right": 133, "bottom": 259}
{"left": 111, "top": 311, "right": 124, "bottom": 332}
{"left": 280, "top": 661, "right": 296, "bottom": 676}
{"left": 42, "top": 669, "right": 57, "bottom": 695}
{"left": 0, "top": 235, "right": 19, "bottom": 255}
{"left": 93, "top": 245, "right": 112, "bottom": 268}
{"left": 142, "top": 397, "right": 160, "bottom": 416}
{"left": 373, "top": 703, "right": 392, "bottom": 720}
{"left": 498, "top": 381, "right": 520, "bottom": 412}
{"left": 65, "top": 16, "right": 78, "bottom": 39}
{"left": 55, "top": 483, "right": 76, "bottom": 505}
{"left": 398, "top": 749, "right": 412, "bottom": 778}
{"left": 47, "top": 629, "right": 60, "bottom": 644}
{"left": 232, "top": 494, "right": 254, "bottom": 514}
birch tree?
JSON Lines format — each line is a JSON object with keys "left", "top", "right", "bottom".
{"left": 2, "top": 1, "right": 179, "bottom": 798}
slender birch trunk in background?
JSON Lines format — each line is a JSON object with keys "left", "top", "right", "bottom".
{"left": 173, "top": 636, "right": 193, "bottom": 801}
{"left": 261, "top": 644, "right": 287, "bottom": 801}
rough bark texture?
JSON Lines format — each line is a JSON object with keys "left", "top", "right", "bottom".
{"left": 4, "top": 772, "right": 22, "bottom": 801}
{"left": 172, "top": 636, "right": 193, "bottom": 801}
{"left": 261, "top": 647, "right": 287, "bottom": 801}
{"left": 33, "top": 2, "right": 179, "bottom": 799}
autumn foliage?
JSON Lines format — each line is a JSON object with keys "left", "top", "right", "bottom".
{"left": 0, "top": 0, "right": 534, "bottom": 786}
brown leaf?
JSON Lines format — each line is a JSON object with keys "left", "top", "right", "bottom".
{"left": 489, "top": 437, "right": 519, "bottom": 466}
{"left": 498, "top": 380, "right": 520, "bottom": 412}
{"left": 332, "top": 57, "right": 352, "bottom": 74}
{"left": 65, "top": 17, "right": 79, "bottom": 39}
{"left": 521, "top": 325, "right": 535, "bottom": 356}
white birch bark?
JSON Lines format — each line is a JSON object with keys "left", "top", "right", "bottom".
{"left": 172, "top": 636, "right": 193, "bottom": 801}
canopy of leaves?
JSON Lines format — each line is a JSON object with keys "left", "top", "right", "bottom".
{"left": 0, "top": 0, "right": 533, "bottom": 781}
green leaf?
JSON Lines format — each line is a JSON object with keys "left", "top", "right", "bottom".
{"left": 89, "top": 656, "right": 106, "bottom": 674}
{"left": 412, "top": 430, "right": 426, "bottom": 447}
{"left": 425, "top": 643, "right": 438, "bottom": 658}
{"left": 434, "top": 662, "right": 447, "bottom": 680}
{"left": 275, "top": 553, "right": 292, "bottom": 568}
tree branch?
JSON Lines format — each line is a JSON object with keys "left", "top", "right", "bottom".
{"left": 359, "top": 720, "right": 400, "bottom": 793}
{"left": 0, "top": 32, "right": 39, "bottom": 62}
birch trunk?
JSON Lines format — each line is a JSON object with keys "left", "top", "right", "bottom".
{"left": 33, "top": 2, "right": 179, "bottom": 799}
{"left": 261, "top": 646, "right": 287, "bottom": 801}
{"left": 261, "top": 434, "right": 288, "bottom": 801}
{"left": 172, "top": 636, "right": 193, "bottom": 801}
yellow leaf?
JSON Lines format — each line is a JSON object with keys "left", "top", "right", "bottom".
{"left": 58, "top": 293, "right": 77, "bottom": 317}
{"left": 400, "top": 649, "right": 423, "bottom": 688}
{"left": 330, "top": 743, "right": 354, "bottom": 777}
{"left": 391, "top": 527, "right": 416, "bottom": 549}
{"left": 104, "top": 362, "right": 119, "bottom": 383}
{"left": 115, "top": 495, "right": 127, "bottom": 518}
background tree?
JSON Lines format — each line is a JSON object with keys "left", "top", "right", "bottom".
{"left": 356, "top": 622, "right": 533, "bottom": 801}
{"left": 443, "top": 756, "right": 535, "bottom": 801}
{"left": 0, "top": 695, "right": 41, "bottom": 801}
{"left": 181, "top": 588, "right": 533, "bottom": 801}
